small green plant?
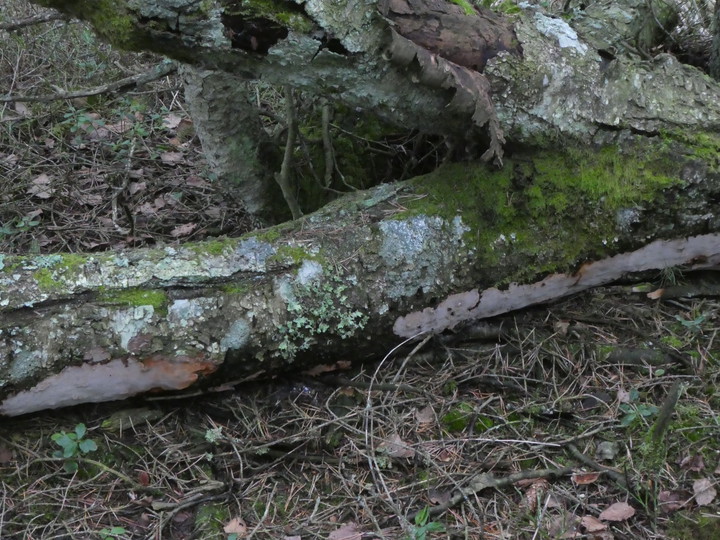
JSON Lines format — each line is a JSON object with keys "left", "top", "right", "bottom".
{"left": 675, "top": 313, "right": 708, "bottom": 333}
{"left": 619, "top": 389, "right": 659, "bottom": 428}
{"left": 98, "top": 526, "right": 127, "bottom": 539}
{"left": 406, "top": 506, "right": 445, "bottom": 540}
{"left": 0, "top": 216, "right": 41, "bottom": 237}
{"left": 51, "top": 423, "right": 98, "bottom": 473}
{"left": 659, "top": 265, "right": 684, "bottom": 287}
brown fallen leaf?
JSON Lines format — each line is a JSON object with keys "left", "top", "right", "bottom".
{"left": 14, "top": 101, "right": 30, "bottom": 117}
{"left": 162, "top": 113, "right": 183, "bottom": 129}
{"left": 599, "top": 501, "right": 635, "bottom": 522}
{"left": 616, "top": 389, "right": 632, "bottom": 404}
{"left": 679, "top": 453, "right": 705, "bottom": 472}
{"left": 328, "top": 522, "right": 361, "bottom": 540}
{"left": 160, "top": 151, "right": 184, "bottom": 164}
{"left": 28, "top": 173, "right": 54, "bottom": 199}
{"left": 581, "top": 515, "right": 607, "bottom": 533}
{"left": 224, "top": 517, "right": 247, "bottom": 535}
{"left": 523, "top": 479, "right": 549, "bottom": 512}
{"left": 170, "top": 223, "right": 197, "bottom": 237}
{"left": 128, "top": 181, "right": 147, "bottom": 195}
{"left": 378, "top": 433, "right": 415, "bottom": 459}
{"left": 428, "top": 487, "right": 451, "bottom": 506}
{"left": 186, "top": 175, "right": 210, "bottom": 188}
{"left": 554, "top": 320, "right": 570, "bottom": 334}
{"left": 415, "top": 405, "right": 435, "bottom": 424}
{"left": 572, "top": 471, "right": 601, "bottom": 485}
{"left": 658, "top": 490, "right": 687, "bottom": 513}
{"left": 172, "top": 510, "right": 191, "bottom": 523}
{"left": 546, "top": 513, "right": 580, "bottom": 538}
{"left": 137, "top": 470, "right": 150, "bottom": 486}
{"left": 693, "top": 478, "right": 717, "bottom": 506}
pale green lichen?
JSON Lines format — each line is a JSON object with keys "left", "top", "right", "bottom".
{"left": 220, "top": 319, "right": 251, "bottom": 350}
{"left": 31, "top": 252, "right": 89, "bottom": 291}
{"left": 35, "top": 255, "right": 63, "bottom": 268}
{"left": 277, "top": 275, "right": 368, "bottom": 360}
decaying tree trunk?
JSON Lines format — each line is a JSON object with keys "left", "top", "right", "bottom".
{"left": 5, "top": 0, "right": 720, "bottom": 415}
{"left": 29, "top": 0, "right": 720, "bottom": 154}
{"left": 181, "top": 66, "right": 278, "bottom": 219}
{"left": 1, "top": 141, "right": 720, "bottom": 416}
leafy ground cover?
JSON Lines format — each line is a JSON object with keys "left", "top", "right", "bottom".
{"left": 0, "top": 2, "right": 719, "bottom": 539}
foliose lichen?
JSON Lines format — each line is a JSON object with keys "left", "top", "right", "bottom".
{"left": 276, "top": 274, "right": 368, "bottom": 360}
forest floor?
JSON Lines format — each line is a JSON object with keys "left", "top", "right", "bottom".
{"left": 1, "top": 2, "right": 719, "bottom": 539}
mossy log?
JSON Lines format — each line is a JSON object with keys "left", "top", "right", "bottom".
{"left": 1, "top": 141, "right": 720, "bottom": 416}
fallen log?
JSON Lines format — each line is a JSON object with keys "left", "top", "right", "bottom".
{"left": 1, "top": 141, "right": 719, "bottom": 416}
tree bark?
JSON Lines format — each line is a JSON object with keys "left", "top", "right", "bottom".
{"left": 710, "top": 0, "right": 720, "bottom": 79}
{"left": 181, "top": 66, "right": 278, "bottom": 220}
{"left": 28, "top": 0, "right": 720, "bottom": 153}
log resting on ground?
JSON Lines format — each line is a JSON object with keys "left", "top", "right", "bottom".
{"left": 1, "top": 141, "right": 720, "bottom": 416}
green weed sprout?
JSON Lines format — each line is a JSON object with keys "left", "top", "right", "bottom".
{"left": 98, "top": 526, "right": 127, "bottom": 539}
{"left": 406, "top": 506, "right": 445, "bottom": 540}
{"left": 51, "top": 423, "right": 98, "bottom": 473}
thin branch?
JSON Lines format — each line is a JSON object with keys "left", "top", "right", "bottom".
{"left": 0, "top": 61, "right": 178, "bottom": 103}
{"left": 321, "top": 100, "right": 335, "bottom": 187}
{"left": 0, "top": 11, "right": 68, "bottom": 31}
{"left": 412, "top": 467, "right": 575, "bottom": 522}
{"left": 275, "top": 85, "right": 303, "bottom": 220}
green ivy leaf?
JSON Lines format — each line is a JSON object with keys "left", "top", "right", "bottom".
{"left": 63, "top": 460, "right": 79, "bottom": 473}
{"left": 425, "top": 522, "right": 445, "bottom": 532}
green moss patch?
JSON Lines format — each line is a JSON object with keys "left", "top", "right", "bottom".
{"left": 400, "top": 143, "right": 681, "bottom": 283}
{"left": 98, "top": 288, "right": 168, "bottom": 311}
